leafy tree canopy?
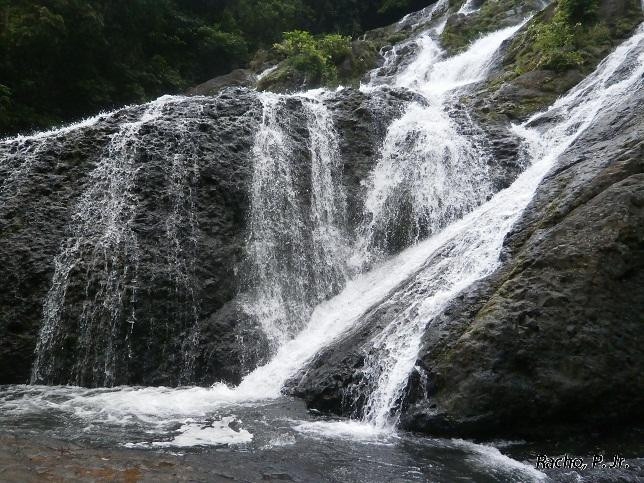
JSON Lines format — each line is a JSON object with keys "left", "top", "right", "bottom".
{"left": 0, "top": 0, "right": 425, "bottom": 136}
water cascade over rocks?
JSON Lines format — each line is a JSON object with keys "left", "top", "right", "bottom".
{"left": 353, "top": 21, "right": 531, "bottom": 428}
{"left": 30, "top": 97, "right": 206, "bottom": 386}
{"left": 292, "top": 21, "right": 644, "bottom": 435}
{"left": 0, "top": 1, "right": 642, "bottom": 478}
{"left": 355, "top": 20, "right": 526, "bottom": 265}
{"left": 360, "top": 23, "right": 644, "bottom": 427}
{"left": 245, "top": 92, "right": 348, "bottom": 351}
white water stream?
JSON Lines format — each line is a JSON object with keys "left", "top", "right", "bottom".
{"left": 245, "top": 91, "right": 348, "bottom": 351}
{"left": 354, "top": 22, "right": 526, "bottom": 267}
{"left": 29, "top": 96, "right": 206, "bottom": 386}
{"left": 31, "top": 98, "right": 172, "bottom": 386}
{"left": 1, "top": 3, "right": 641, "bottom": 477}
{"left": 357, "top": 22, "right": 644, "bottom": 430}
{"left": 232, "top": 19, "right": 644, "bottom": 434}
{"left": 20, "top": 19, "right": 639, "bottom": 442}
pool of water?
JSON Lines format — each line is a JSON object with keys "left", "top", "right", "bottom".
{"left": 0, "top": 385, "right": 641, "bottom": 482}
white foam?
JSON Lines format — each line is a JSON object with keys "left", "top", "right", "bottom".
{"left": 395, "top": 21, "right": 528, "bottom": 95}
{"left": 152, "top": 418, "right": 253, "bottom": 447}
{"left": 450, "top": 439, "right": 548, "bottom": 481}
{"left": 261, "top": 433, "right": 297, "bottom": 449}
{"left": 124, "top": 417, "right": 253, "bottom": 448}
{"left": 292, "top": 420, "right": 391, "bottom": 443}
{"left": 1, "top": 111, "right": 112, "bottom": 144}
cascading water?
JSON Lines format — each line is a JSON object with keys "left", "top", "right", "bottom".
{"left": 354, "top": 22, "right": 526, "bottom": 266}
{"left": 13, "top": 19, "right": 639, "bottom": 439}
{"left": 217, "top": 19, "right": 644, "bottom": 437}
{"left": 18, "top": 8, "right": 642, "bottom": 416}
{"left": 29, "top": 96, "right": 206, "bottom": 386}
{"left": 355, "top": 21, "right": 644, "bottom": 430}
{"left": 31, "top": 100, "right": 167, "bottom": 386}
{"left": 0, "top": 1, "right": 641, "bottom": 479}
{"left": 246, "top": 93, "right": 307, "bottom": 350}
{"left": 245, "top": 91, "right": 348, "bottom": 352}
{"left": 224, "top": 17, "right": 633, "bottom": 406}
{"left": 365, "top": 0, "right": 449, "bottom": 88}
{"left": 160, "top": 104, "right": 204, "bottom": 384}
{"left": 302, "top": 92, "right": 349, "bottom": 296}
{"left": 0, "top": 114, "right": 108, "bottom": 201}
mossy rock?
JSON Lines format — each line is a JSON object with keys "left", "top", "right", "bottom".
{"left": 258, "top": 39, "right": 382, "bottom": 92}
{"left": 469, "top": 0, "right": 643, "bottom": 121}
{"left": 440, "top": 0, "right": 543, "bottom": 55}
{"left": 256, "top": 62, "right": 311, "bottom": 93}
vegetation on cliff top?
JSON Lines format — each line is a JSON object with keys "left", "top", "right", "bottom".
{"left": 0, "top": 0, "right": 427, "bottom": 137}
{"left": 256, "top": 29, "right": 383, "bottom": 91}
{"left": 463, "top": 0, "right": 643, "bottom": 121}
{"left": 272, "top": 31, "right": 352, "bottom": 85}
{"left": 511, "top": 0, "right": 642, "bottom": 73}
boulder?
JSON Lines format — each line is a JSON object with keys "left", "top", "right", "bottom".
{"left": 0, "top": 85, "right": 422, "bottom": 386}
{"left": 186, "top": 69, "right": 257, "bottom": 96}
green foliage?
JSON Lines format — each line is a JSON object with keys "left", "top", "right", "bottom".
{"left": 273, "top": 30, "right": 351, "bottom": 82}
{"left": 479, "top": 0, "right": 643, "bottom": 120}
{"left": 524, "top": 0, "right": 609, "bottom": 72}
{"left": 0, "top": 0, "right": 421, "bottom": 137}
{"left": 319, "top": 34, "right": 353, "bottom": 63}
{"left": 558, "top": 0, "right": 599, "bottom": 22}
{"left": 532, "top": 10, "right": 583, "bottom": 70}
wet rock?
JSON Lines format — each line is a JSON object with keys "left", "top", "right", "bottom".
{"left": 0, "top": 91, "right": 264, "bottom": 386}
{"left": 291, "top": 76, "right": 644, "bottom": 439}
{"left": 400, "top": 87, "right": 644, "bottom": 438}
{"left": 194, "top": 300, "right": 270, "bottom": 386}
{"left": 0, "top": 84, "right": 430, "bottom": 387}
{"left": 328, "top": 87, "right": 421, "bottom": 229}
{"left": 186, "top": 69, "right": 257, "bottom": 96}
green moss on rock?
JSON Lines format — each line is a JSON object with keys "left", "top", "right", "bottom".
{"left": 470, "top": 0, "right": 643, "bottom": 121}
{"left": 440, "top": 0, "right": 541, "bottom": 55}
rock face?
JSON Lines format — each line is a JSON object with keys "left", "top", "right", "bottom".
{"left": 400, "top": 83, "right": 644, "bottom": 438}
{"left": 289, "top": 73, "right": 644, "bottom": 438}
{"left": 0, "top": 84, "right": 422, "bottom": 386}
{"left": 0, "top": 91, "right": 262, "bottom": 386}
{"left": 186, "top": 69, "right": 257, "bottom": 96}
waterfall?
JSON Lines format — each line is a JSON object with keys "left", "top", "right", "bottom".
{"left": 354, "top": 100, "right": 490, "bottom": 263}
{"left": 219, "top": 22, "right": 644, "bottom": 428}
{"left": 219, "top": 23, "right": 535, "bottom": 401}
{"left": 161, "top": 104, "right": 204, "bottom": 384}
{"left": 30, "top": 96, "right": 205, "bottom": 386}
{"left": 2, "top": 3, "right": 638, "bottom": 447}
{"left": 31, "top": 100, "right": 166, "bottom": 386}
{"left": 357, "top": 22, "right": 644, "bottom": 430}
{"left": 302, "top": 92, "right": 349, "bottom": 297}
{"left": 364, "top": 0, "right": 448, "bottom": 89}
{"left": 354, "top": 23, "right": 524, "bottom": 266}
{"left": 0, "top": 113, "right": 109, "bottom": 201}
{"left": 245, "top": 92, "right": 347, "bottom": 352}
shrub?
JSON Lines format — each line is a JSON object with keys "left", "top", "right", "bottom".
{"left": 319, "top": 34, "right": 352, "bottom": 63}
{"left": 558, "top": 0, "right": 599, "bottom": 22}
{"left": 274, "top": 30, "right": 351, "bottom": 82}
{"left": 532, "top": 10, "right": 583, "bottom": 70}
